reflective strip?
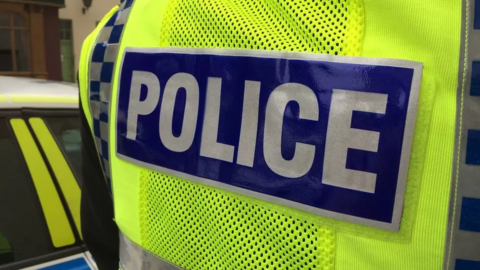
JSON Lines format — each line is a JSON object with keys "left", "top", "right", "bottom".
{"left": 10, "top": 119, "right": 75, "bottom": 248}
{"left": 29, "top": 117, "right": 82, "bottom": 239}
{"left": 119, "top": 232, "right": 183, "bottom": 270}
{"left": 84, "top": 251, "right": 98, "bottom": 270}
{"left": 446, "top": 0, "right": 480, "bottom": 268}
{"left": 0, "top": 94, "right": 8, "bottom": 102}
{"left": 7, "top": 95, "right": 78, "bottom": 104}
{"left": 87, "top": 0, "right": 135, "bottom": 193}
{"left": 0, "top": 103, "right": 78, "bottom": 109}
{"left": 0, "top": 94, "right": 78, "bottom": 109}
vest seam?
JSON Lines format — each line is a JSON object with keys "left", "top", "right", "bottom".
{"left": 446, "top": 0, "right": 469, "bottom": 268}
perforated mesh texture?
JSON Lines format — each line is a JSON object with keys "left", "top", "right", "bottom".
{"left": 159, "top": 0, "right": 364, "bottom": 55}
{"left": 140, "top": 0, "right": 364, "bottom": 269}
{"left": 140, "top": 172, "right": 336, "bottom": 270}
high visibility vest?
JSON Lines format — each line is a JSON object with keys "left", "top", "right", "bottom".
{"left": 78, "top": 0, "right": 479, "bottom": 269}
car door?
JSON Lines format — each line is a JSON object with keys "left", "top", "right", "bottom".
{"left": 0, "top": 109, "right": 96, "bottom": 270}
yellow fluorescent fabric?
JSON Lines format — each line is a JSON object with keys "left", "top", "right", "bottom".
{"left": 0, "top": 94, "right": 8, "bottom": 102}
{"left": 29, "top": 117, "right": 82, "bottom": 239}
{"left": 113, "top": 0, "right": 364, "bottom": 254}
{"left": 11, "top": 119, "right": 75, "bottom": 248}
{"left": 140, "top": 171, "right": 336, "bottom": 270}
{"left": 110, "top": 0, "right": 171, "bottom": 245}
{"left": 8, "top": 95, "right": 78, "bottom": 104}
{"left": 113, "top": 0, "right": 425, "bottom": 261}
{"left": 159, "top": 0, "right": 364, "bottom": 55}
{"left": 148, "top": 0, "right": 420, "bottom": 245}
{"left": 336, "top": 0, "right": 461, "bottom": 269}
{"left": 97, "top": 0, "right": 461, "bottom": 269}
{"left": 79, "top": 31, "right": 95, "bottom": 127}
{"left": 128, "top": 0, "right": 366, "bottom": 269}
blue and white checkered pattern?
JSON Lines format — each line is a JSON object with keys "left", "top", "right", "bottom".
{"left": 88, "top": 0, "right": 135, "bottom": 192}
{"left": 450, "top": 0, "right": 480, "bottom": 268}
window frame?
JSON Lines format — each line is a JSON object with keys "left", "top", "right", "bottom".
{"left": 59, "top": 19, "right": 75, "bottom": 82}
{"left": 0, "top": 10, "right": 30, "bottom": 72}
{"left": 59, "top": 19, "right": 72, "bottom": 41}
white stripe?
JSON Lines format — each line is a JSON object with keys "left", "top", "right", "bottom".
{"left": 84, "top": 251, "right": 98, "bottom": 270}
{"left": 0, "top": 102, "right": 78, "bottom": 109}
{"left": 120, "top": 232, "right": 183, "bottom": 270}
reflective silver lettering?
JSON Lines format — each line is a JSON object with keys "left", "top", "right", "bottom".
{"left": 126, "top": 71, "right": 160, "bottom": 140}
{"left": 237, "top": 80, "right": 261, "bottom": 167}
{"left": 322, "top": 89, "right": 387, "bottom": 193}
{"left": 200, "top": 77, "right": 235, "bottom": 162}
{"left": 159, "top": 73, "right": 199, "bottom": 152}
{"left": 263, "top": 83, "right": 319, "bottom": 178}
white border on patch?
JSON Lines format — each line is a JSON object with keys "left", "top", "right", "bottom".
{"left": 115, "top": 47, "right": 423, "bottom": 231}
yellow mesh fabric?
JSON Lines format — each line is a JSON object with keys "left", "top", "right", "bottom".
{"left": 140, "top": 0, "right": 364, "bottom": 269}
{"left": 140, "top": 171, "right": 336, "bottom": 270}
{"left": 159, "top": 0, "right": 364, "bottom": 55}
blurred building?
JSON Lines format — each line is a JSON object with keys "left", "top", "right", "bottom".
{"left": 59, "top": 0, "right": 119, "bottom": 82}
{"left": 0, "top": 0, "right": 117, "bottom": 82}
{"left": 0, "top": 0, "right": 65, "bottom": 80}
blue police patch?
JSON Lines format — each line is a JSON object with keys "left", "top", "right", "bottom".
{"left": 116, "top": 48, "right": 422, "bottom": 231}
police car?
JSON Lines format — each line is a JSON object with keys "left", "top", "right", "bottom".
{"left": 0, "top": 76, "right": 96, "bottom": 270}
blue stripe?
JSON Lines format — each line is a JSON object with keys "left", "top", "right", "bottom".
{"left": 125, "top": 0, "right": 134, "bottom": 8}
{"left": 109, "top": 25, "right": 125, "bottom": 44}
{"left": 91, "top": 44, "right": 107, "bottom": 63}
{"left": 39, "top": 257, "right": 90, "bottom": 270}
{"left": 105, "top": 11, "right": 119, "bottom": 27}
{"left": 471, "top": 61, "right": 480, "bottom": 96}
{"left": 456, "top": 259, "right": 480, "bottom": 270}
{"left": 475, "top": 0, "right": 480, "bottom": 29}
{"left": 101, "top": 140, "right": 109, "bottom": 161}
{"left": 93, "top": 119, "right": 101, "bottom": 138}
{"left": 460, "top": 197, "right": 480, "bottom": 232}
{"left": 106, "top": 176, "right": 112, "bottom": 192}
{"left": 466, "top": 129, "right": 480, "bottom": 165}
{"left": 90, "top": 81, "right": 100, "bottom": 101}
{"left": 100, "top": 62, "right": 115, "bottom": 83}
{"left": 99, "top": 102, "right": 109, "bottom": 122}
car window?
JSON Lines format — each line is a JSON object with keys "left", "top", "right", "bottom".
{"left": 0, "top": 117, "right": 54, "bottom": 266}
{"left": 43, "top": 117, "right": 82, "bottom": 185}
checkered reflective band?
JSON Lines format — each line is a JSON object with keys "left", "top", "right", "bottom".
{"left": 88, "top": 0, "right": 135, "bottom": 193}
{"left": 445, "top": 0, "right": 480, "bottom": 269}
